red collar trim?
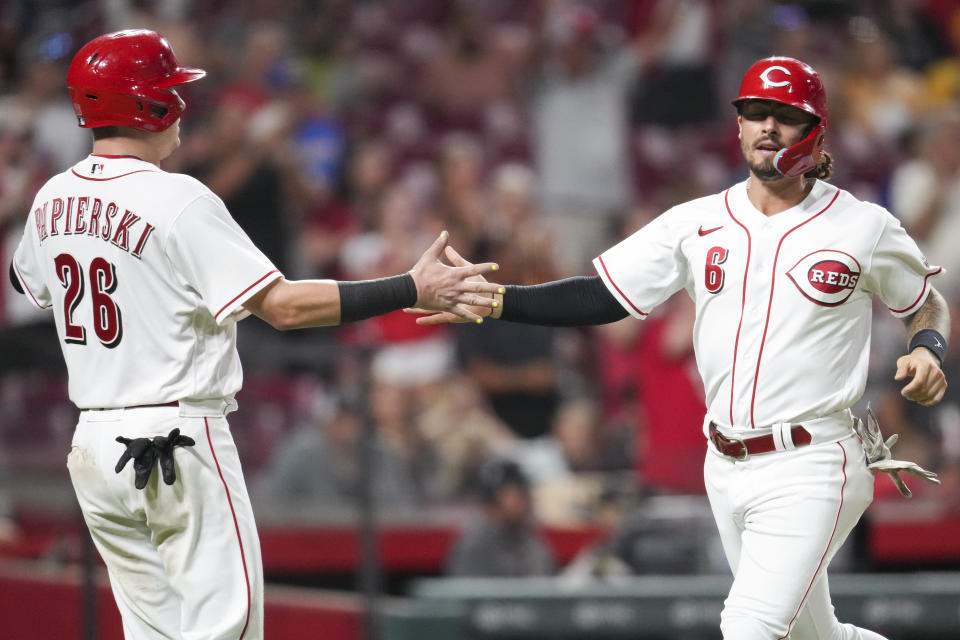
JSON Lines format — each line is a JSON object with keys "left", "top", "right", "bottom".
{"left": 91, "top": 154, "right": 145, "bottom": 160}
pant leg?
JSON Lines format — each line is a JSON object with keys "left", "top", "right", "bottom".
{"left": 68, "top": 411, "right": 184, "bottom": 639}
{"left": 790, "top": 573, "right": 888, "bottom": 640}
{"left": 68, "top": 408, "right": 264, "bottom": 640}
{"left": 705, "top": 434, "right": 877, "bottom": 640}
{"left": 150, "top": 415, "right": 264, "bottom": 640}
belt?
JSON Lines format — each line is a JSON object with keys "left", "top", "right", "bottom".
{"left": 83, "top": 401, "right": 179, "bottom": 411}
{"left": 709, "top": 422, "right": 812, "bottom": 460}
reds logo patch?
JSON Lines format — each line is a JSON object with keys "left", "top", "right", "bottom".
{"left": 786, "top": 250, "right": 861, "bottom": 307}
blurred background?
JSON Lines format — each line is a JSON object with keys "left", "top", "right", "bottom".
{"left": 3, "top": 0, "right": 960, "bottom": 638}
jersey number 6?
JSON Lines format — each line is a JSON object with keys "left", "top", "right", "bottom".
{"left": 705, "top": 246, "right": 729, "bottom": 294}
{"left": 54, "top": 253, "right": 123, "bottom": 348}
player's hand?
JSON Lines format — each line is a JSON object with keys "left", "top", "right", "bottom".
{"left": 895, "top": 347, "right": 947, "bottom": 406}
{"left": 407, "top": 232, "right": 503, "bottom": 323}
{"left": 406, "top": 246, "right": 504, "bottom": 325}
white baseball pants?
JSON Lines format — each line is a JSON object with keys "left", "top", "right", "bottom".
{"left": 704, "top": 432, "right": 887, "bottom": 640}
{"left": 67, "top": 404, "right": 264, "bottom": 639}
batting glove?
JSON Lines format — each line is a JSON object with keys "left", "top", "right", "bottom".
{"left": 854, "top": 406, "right": 940, "bottom": 498}
{"left": 154, "top": 428, "right": 196, "bottom": 486}
{"left": 115, "top": 428, "right": 195, "bottom": 490}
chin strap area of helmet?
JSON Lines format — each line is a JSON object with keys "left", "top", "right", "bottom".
{"left": 774, "top": 123, "right": 825, "bottom": 178}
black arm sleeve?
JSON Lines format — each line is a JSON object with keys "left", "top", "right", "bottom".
{"left": 336, "top": 273, "right": 418, "bottom": 323}
{"left": 500, "top": 276, "right": 629, "bottom": 326}
{"left": 9, "top": 262, "right": 24, "bottom": 294}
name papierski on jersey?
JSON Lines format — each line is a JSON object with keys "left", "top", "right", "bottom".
{"left": 786, "top": 249, "right": 861, "bottom": 307}
{"left": 32, "top": 196, "right": 156, "bottom": 259}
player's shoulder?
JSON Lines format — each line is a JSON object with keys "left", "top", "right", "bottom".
{"left": 33, "top": 166, "right": 76, "bottom": 199}
{"left": 140, "top": 169, "right": 229, "bottom": 221}
{"left": 151, "top": 170, "right": 217, "bottom": 203}
{"left": 654, "top": 187, "right": 728, "bottom": 225}
{"left": 826, "top": 182, "right": 897, "bottom": 225}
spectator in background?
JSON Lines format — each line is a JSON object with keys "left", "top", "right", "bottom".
{"left": 593, "top": 296, "right": 707, "bottom": 495}
{"left": 631, "top": 296, "right": 708, "bottom": 494}
{"left": 343, "top": 139, "right": 393, "bottom": 231}
{"left": 419, "top": 5, "right": 520, "bottom": 129}
{"left": 429, "top": 134, "right": 487, "bottom": 259}
{"left": 299, "top": 139, "right": 392, "bottom": 279}
{"left": 257, "top": 377, "right": 441, "bottom": 512}
{"left": 366, "top": 362, "right": 445, "bottom": 505}
{"left": 518, "top": 397, "right": 633, "bottom": 527}
{"left": 446, "top": 458, "right": 555, "bottom": 577}
{"left": 256, "top": 395, "right": 367, "bottom": 510}
{"left": 416, "top": 375, "right": 518, "bottom": 500}
{"left": 878, "top": 0, "right": 950, "bottom": 72}
{"left": 0, "top": 32, "right": 88, "bottom": 173}
{"left": 530, "top": 2, "right": 642, "bottom": 274}
{"left": 0, "top": 124, "right": 60, "bottom": 373}
{"left": 889, "top": 108, "right": 960, "bottom": 303}
{"left": 837, "top": 18, "right": 928, "bottom": 190}
{"left": 455, "top": 162, "right": 562, "bottom": 439}
{"left": 630, "top": 0, "right": 718, "bottom": 128}
{"left": 455, "top": 282, "right": 559, "bottom": 440}
{"left": 843, "top": 21, "right": 928, "bottom": 144}
{"left": 182, "top": 100, "right": 294, "bottom": 276}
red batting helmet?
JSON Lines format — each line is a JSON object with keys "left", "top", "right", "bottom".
{"left": 732, "top": 56, "right": 827, "bottom": 128}
{"left": 67, "top": 30, "right": 206, "bottom": 132}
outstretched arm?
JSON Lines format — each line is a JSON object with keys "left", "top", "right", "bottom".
{"left": 410, "top": 247, "right": 628, "bottom": 327}
{"left": 494, "top": 277, "right": 629, "bottom": 326}
{"left": 244, "top": 232, "right": 502, "bottom": 329}
{"left": 896, "top": 286, "right": 950, "bottom": 406}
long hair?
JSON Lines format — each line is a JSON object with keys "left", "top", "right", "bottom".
{"left": 801, "top": 117, "right": 832, "bottom": 181}
{"left": 806, "top": 150, "right": 833, "bottom": 181}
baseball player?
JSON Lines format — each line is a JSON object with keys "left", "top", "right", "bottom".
{"left": 7, "top": 30, "right": 502, "bottom": 640}
{"left": 415, "top": 57, "right": 948, "bottom": 639}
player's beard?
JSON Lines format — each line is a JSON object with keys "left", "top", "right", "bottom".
{"left": 742, "top": 138, "right": 781, "bottom": 182}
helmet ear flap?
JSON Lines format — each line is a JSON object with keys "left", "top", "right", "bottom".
{"left": 774, "top": 123, "right": 825, "bottom": 178}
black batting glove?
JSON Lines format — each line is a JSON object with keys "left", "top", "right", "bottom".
{"left": 115, "top": 428, "right": 195, "bottom": 490}
{"left": 115, "top": 436, "right": 159, "bottom": 490}
{"left": 154, "top": 428, "right": 196, "bottom": 486}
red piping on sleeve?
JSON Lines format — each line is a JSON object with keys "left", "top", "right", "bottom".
{"left": 888, "top": 267, "right": 942, "bottom": 314}
{"left": 215, "top": 270, "right": 280, "bottom": 322}
{"left": 596, "top": 255, "right": 648, "bottom": 317}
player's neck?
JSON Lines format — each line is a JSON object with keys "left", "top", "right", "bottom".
{"left": 91, "top": 139, "right": 162, "bottom": 165}
{"left": 746, "top": 175, "right": 814, "bottom": 216}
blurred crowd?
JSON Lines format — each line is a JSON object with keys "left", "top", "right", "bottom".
{"left": 3, "top": 0, "right": 960, "bottom": 572}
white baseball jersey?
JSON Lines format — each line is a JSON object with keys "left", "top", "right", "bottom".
{"left": 12, "top": 155, "right": 282, "bottom": 408}
{"left": 594, "top": 179, "right": 941, "bottom": 430}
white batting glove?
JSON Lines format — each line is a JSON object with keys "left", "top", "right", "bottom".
{"left": 854, "top": 406, "right": 941, "bottom": 498}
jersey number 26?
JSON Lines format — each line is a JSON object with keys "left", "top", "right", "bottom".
{"left": 54, "top": 253, "right": 123, "bottom": 348}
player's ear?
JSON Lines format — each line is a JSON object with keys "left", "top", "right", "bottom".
{"left": 737, "top": 115, "right": 743, "bottom": 139}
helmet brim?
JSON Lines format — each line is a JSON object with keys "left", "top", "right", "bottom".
{"left": 732, "top": 96, "right": 824, "bottom": 127}
{"left": 154, "top": 67, "right": 207, "bottom": 88}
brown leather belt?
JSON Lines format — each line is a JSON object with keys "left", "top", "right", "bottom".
{"left": 709, "top": 422, "right": 812, "bottom": 460}
{"left": 83, "top": 401, "right": 179, "bottom": 411}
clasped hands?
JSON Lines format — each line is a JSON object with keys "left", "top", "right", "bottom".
{"left": 406, "top": 244, "right": 502, "bottom": 325}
